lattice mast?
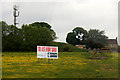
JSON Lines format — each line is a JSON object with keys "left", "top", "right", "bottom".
{"left": 13, "top": 5, "right": 19, "bottom": 26}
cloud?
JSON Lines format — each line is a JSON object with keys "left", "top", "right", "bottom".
{"left": 51, "top": 0, "right": 118, "bottom": 39}
{"left": 1, "top": 0, "right": 119, "bottom": 45}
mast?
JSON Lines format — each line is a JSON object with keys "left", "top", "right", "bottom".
{"left": 13, "top": 5, "right": 19, "bottom": 27}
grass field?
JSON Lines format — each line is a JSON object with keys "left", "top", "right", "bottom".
{"left": 2, "top": 52, "right": 118, "bottom": 78}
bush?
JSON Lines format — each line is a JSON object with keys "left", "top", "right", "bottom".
{"left": 52, "top": 42, "right": 87, "bottom": 52}
{"left": 70, "top": 46, "right": 87, "bottom": 52}
{"left": 52, "top": 42, "right": 66, "bottom": 52}
{"left": 63, "top": 45, "right": 71, "bottom": 52}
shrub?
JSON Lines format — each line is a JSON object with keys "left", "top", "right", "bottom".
{"left": 52, "top": 42, "right": 87, "bottom": 52}
{"left": 63, "top": 45, "right": 71, "bottom": 52}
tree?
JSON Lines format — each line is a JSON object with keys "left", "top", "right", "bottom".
{"left": 66, "top": 27, "right": 108, "bottom": 49}
{"left": 1, "top": 21, "right": 22, "bottom": 51}
{"left": 86, "top": 29, "right": 108, "bottom": 49}
{"left": 66, "top": 32, "right": 79, "bottom": 46}
{"left": 66, "top": 27, "right": 87, "bottom": 45}
{"left": 21, "top": 24, "right": 53, "bottom": 51}
{"left": 73, "top": 27, "right": 88, "bottom": 44}
{"left": 1, "top": 21, "right": 9, "bottom": 51}
{"left": 30, "top": 22, "right": 57, "bottom": 40}
{"left": 1, "top": 21, "right": 57, "bottom": 52}
{"left": 73, "top": 27, "right": 87, "bottom": 36}
{"left": 30, "top": 22, "right": 51, "bottom": 29}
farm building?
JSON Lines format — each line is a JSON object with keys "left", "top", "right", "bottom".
{"left": 107, "top": 37, "right": 118, "bottom": 50}
{"left": 76, "top": 45, "right": 86, "bottom": 49}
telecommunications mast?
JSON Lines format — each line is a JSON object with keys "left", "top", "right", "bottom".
{"left": 13, "top": 5, "right": 19, "bottom": 27}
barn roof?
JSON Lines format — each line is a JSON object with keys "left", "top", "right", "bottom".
{"left": 109, "top": 39, "right": 117, "bottom": 44}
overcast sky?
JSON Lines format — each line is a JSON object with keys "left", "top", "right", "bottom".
{"left": 0, "top": 0, "right": 120, "bottom": 45}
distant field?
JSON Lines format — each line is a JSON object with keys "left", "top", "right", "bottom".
{"left": 2, "top": 52, "right": 118, "bottom": 78}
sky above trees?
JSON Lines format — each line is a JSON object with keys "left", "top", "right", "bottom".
{"left": 0, "top": 0, "right": 119, "bottom": 45}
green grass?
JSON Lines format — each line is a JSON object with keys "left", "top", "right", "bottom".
{"left": 2, "top": 52, "right": 118, "bottom": 78}
{"left": 0, "top": 52, "right": 2, "bottom": 79}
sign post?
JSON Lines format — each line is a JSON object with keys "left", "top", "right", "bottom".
{"left": 38, "top": 58, "right": 40, "bottom": 63}
{"left": 37, "top": 46, "right": 58, "bottom": 63}
{"left": 48, "top": 58, "right": 50, "bottom": 63}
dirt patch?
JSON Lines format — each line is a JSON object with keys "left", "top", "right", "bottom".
{"left": 87, "top": 57, "right": 107, "bottom": 60}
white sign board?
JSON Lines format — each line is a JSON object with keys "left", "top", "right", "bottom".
{"left": 37, "top": 46, "right": 58, "bottom": 59}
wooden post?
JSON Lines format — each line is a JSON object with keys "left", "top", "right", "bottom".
{"left": 41, "top": 58, "right": 43, "bottom": 63}
{"left": 48, "top": 58, "right": 50, "bottom": 63}
{"left": 45, "top": 58, "right": 46, "bottom": 63}
{"left": 51, "top": 59, "right": 52, "bottom": 63}
{"left": 38, "top": 58, "right": 40, "bottom": 63}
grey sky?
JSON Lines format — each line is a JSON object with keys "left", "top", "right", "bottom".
{"left": 1, "top": 0, "right": 120, "bottom": 45}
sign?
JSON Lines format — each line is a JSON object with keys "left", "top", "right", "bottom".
{"left": 37, "top": 46, "right": 58, "bottom": 59}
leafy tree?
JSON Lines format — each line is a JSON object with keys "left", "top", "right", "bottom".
{"left": 1, "top": 21, "right": 22, "bottom": 51}
{"left": 66, "top": 27, "right": 87, "bottom": 45}
{"left": 86, "top": 29, "right": 108, "bottom": 49}
{"left": 30, "top": 22, "right": 57, "bottom": 40}
{"left": 1, "top": 21, "right": 9, "bottom": 51}
{"left": 73, "top": 27, "right": 88, "bottom": 44}
{"left": 30, "top": 22, "right": 51, "bottom": 29}
{"left": 21, "top": 24, "right": 53, "bottom": 51}
{"left": 66, "top": 27, "right": 108, "bottom": 49}
{"left": 73, "top": 27, "right": 87, "bottom": 37}
{"left": 66, "top": 32, "right": 79, "bottom": 46}
{"left": 1, "top": 21, "right": 57, "bottom": 52}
